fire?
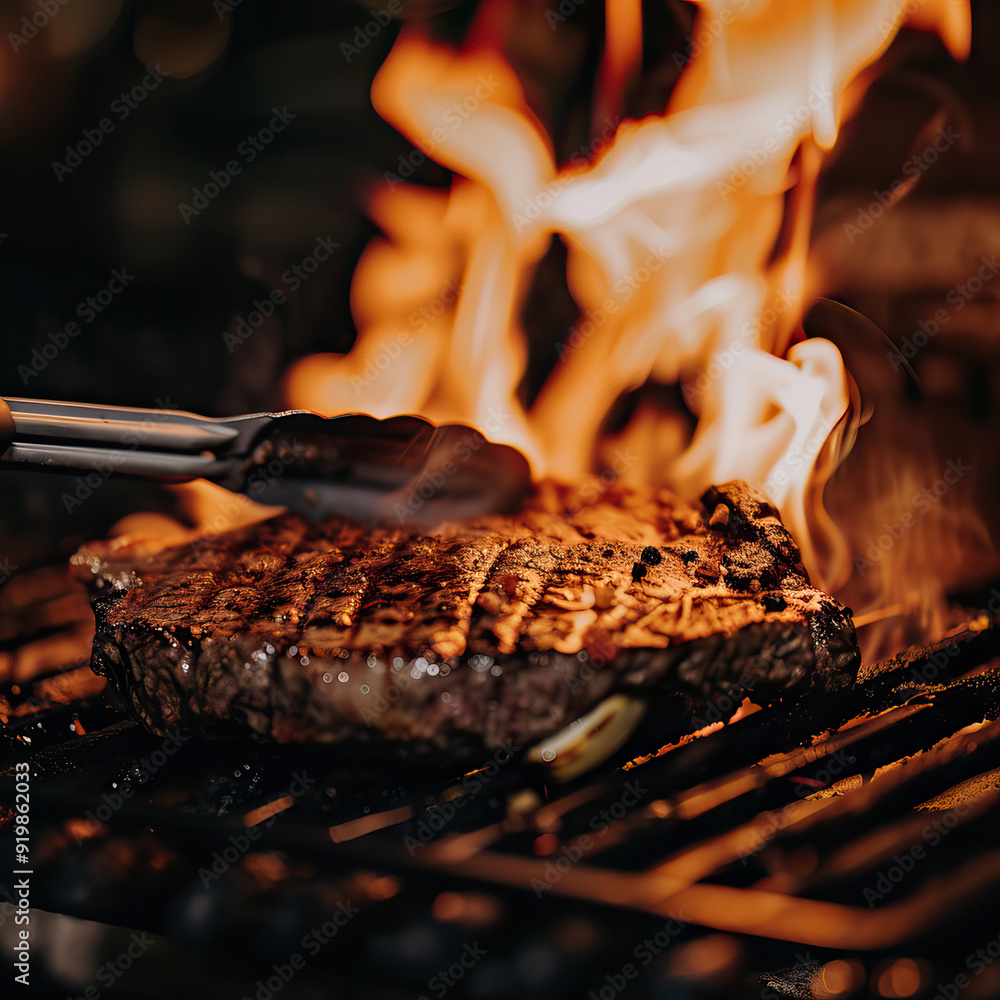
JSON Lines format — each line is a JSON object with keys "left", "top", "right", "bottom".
{"left": 284, "top": 0, "right": 969, "bottom": 593}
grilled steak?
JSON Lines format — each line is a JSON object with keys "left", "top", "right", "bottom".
{"left": 71, "top": 481, "right": 859, "bottom": 751}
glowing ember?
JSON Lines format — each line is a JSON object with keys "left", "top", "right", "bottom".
{"left": 285, "top": 1, "right": 970, "bottom": 593}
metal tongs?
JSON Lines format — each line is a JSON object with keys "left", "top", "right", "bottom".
{"left": 0, "top": 396, "right": 531, "bottom": 524}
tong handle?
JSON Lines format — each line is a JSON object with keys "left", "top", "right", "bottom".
{"left": 1, "top": 441, "right": 225, "bottom": 481}
{"left": 0, "top": 396, "right": 274, "bottom": 487}
{"left": 2, "top": 397, "right": 241, "bottom": 453}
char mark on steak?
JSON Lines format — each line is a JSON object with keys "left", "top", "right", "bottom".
{"left": 71, "top": 481, "right": 859, "bottom": 751}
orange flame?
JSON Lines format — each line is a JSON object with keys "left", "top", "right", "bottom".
{"left": 285, "top": 0, "right": 970, "bottom": 592}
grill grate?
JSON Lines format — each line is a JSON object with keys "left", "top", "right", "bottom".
{"left": 3, "top": 566, "right": 1000, "bottom": 999}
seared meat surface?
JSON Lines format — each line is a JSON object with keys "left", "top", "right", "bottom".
{"left": 71, "top": 481, "right": 859, "bottom": 750}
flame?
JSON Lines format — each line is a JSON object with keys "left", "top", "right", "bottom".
{"left": 831, "top": 421, "right": 995, "bottom": 662}
{"left": 285, "top": 1, "right": 969, "bottom": 592}
{"left": 595, "top": 0, "right": 644, "bottom": 130}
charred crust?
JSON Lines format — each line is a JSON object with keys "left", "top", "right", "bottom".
{"left": 761, "top": 592, "right": 787, "bottom": 613}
